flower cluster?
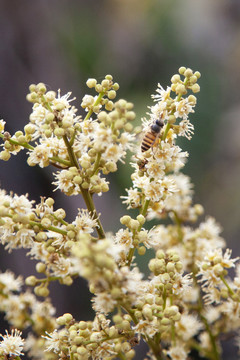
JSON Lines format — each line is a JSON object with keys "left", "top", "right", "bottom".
{"left": 0, "top": 68, "right": 240, "bottom": 360}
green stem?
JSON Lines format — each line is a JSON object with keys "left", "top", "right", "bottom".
{"left": 84, "top": 92, "right": 104, "bottom": 121}
{"left": 220, "top": 275, "right": 235, "bottom": 296}
{"left": 140, "top": 198, "right": 150, "bottom": 216}
{"left": 0, "top": 133, "right": 34, "bottom": 150}
{"left": 200, "top": 315, "right": 220, "bottom": 360}
{"left": 62, "top": 134, "right": 105, "bottom": 239}
{"left": 126, "top": 198, "right": 150, "bottom": 266}
{"left": 145, "top": 336, "right": 163, "bottom": 360}
{"left": 118, "top": 353, "right": 127, "bottom": 360}
{"left": 29, "top": 220, "right": 68, "bottom": 236}
{"left": 162, "top": 122, "right": 171, "bottom": 141}
{"left": 49, "top": 156, "right": 71, "bottom": 167}
{"left": 92, "top": 152, "right": 102, "bottom": 175}
{"left": 192, "top": 272, "right": 220, "bottom": 360}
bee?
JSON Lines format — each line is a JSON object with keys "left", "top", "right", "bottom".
{"left": 141, "top": 118, "right": 164, "bottom": 152}
{"left": 137, "top": 157, "right": 148, "bottom": 171}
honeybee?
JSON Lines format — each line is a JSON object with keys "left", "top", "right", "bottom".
{"left": 141, "top": 118, "right": 164, "bottom": 152}
{"left": 137, "top": 157, "right": 148, "bottom": 171}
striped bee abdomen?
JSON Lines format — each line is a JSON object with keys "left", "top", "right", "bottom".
{"left": 141, "top": 118, "right": 164, "bottom": 152}
{"left": 141, "top": 131, "right": 157, "bottom": 152}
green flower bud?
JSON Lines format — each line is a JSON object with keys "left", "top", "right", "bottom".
{"left": 108, "top": 90, "right": 116, "bottom": 99}
{"left": 77, "top": 346, "right": 88, "bottom": 356}
{"left": 54, "top": 127, "right": 65, "bottom": 137}
{"left": 41, "top": 217, "right": 51, "bottom": 228}
{"left": 86, "top": 78, "right": 97, "bottom": 88}
{"left": 138, "top": 246, "right": 146, "bottom": 256}
{"left": 178, "top": 66, "right": 186, "bottom": 75}
{"left": 191, "top": 84, "right": 200, "bottom": 93}
{"left": 36, "top": 262, "right": 46, "bottom": 273}
{"left": 184, "top": 68, "right": 193, "bottom": 77}
{"left": 161, "top": 317, "right": 171, "bottom": 326}
{"left": 45, "top": 91, "right": 56, "bottom": 101}
{"left": 63, "top": 313, "right": 73, "bottom": 323}
{"left": 0, "top": 150, "right": 11, "bottom": 161}
{"left": 35, "top": 286, "right": 49, "bottom": 297}
{"left": 37, "top": 82, "right": 47, "bottom": 93}
{"left": 120, "top": 215, "right": 131, "bottom": 226}
{"left": 129, "top": 219, "right": 140, "bottom": 230}
{"left": 25, "top": 275, "right": 37, "bottom": 286}
{"left": 142, "top": 305, "right": 153, "bottom": 321}
{"left": 112, "top": 82, "right": 120, "bottom": 91}
{"left": 171, "top": 74, "right": 181, "bottom": 83}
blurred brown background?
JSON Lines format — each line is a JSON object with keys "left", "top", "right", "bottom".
{"left": 0, "top": 0, "right": 240, "bottom": 358}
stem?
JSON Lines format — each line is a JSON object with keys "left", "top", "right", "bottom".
{"left": 62, "top": 135, "right": 105, "bottom": 239}
{"left": 146, "top": 337, "right": 163, "bottom": 360}
{"left": 192, "top": 272, "right": 221, "bottom": 360}
{"left": 118, "top": 353, "right": 127, "bottom": 360}
{"left": 200, "top": 315, "right": 220, "bottom": 360}
{"left": 162, "top": 122, "right": 171, "bottom": 141}
{"left": 84, "top": 92, "right": 105, "bottom": 121}
{"left": 126, "top": 198, "right": 150, "bottom": 266}
{"left": 140, "top": 198, "right": 150, "bottom": 216}
{"left": 29, "top": 220, "right": 68, "bottom": 236}
{"left": 49, "top": 156, "right": 71, "bottom": 167}
{"left": 0, "top": 133, "right": 34, "bottom": 150}
{"left": 92, "top": 152, "right": 102, "bottom": 175}
{"left": 220, "top": 275, "right": 235, "bottom": 296}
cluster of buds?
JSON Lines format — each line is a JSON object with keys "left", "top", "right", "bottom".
{"left": 45, "top": 313, "right": 136, "bottom": 360}
{"left": 1, "top": 68, "right": 240, "bottom": 360}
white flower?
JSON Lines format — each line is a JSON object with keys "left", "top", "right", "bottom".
{"left": 175, "top": 314, "right": 203, "bottom": 341}
{"left": 178, "top": 119, "right": 194, "bottom": 140}
{"left": 92, "top": 293, "right": 117, "bottom": 314}
{"left": 174, "top": 98, "right": 195, "bottom": 120}
{"left": 0, "top": 271, "right": 23, "bottom": 293}
{"left": 0, "top": 329, "right": 24, "bottom": 356}
{"left": 73, "top": 208, "right": 99, "bottom": 234}
{"left": 52, "top": 169, "right": 79, "bottom": 195}
{"left": 43, "top": 330, "right": 61, "bottom": 354}
{"left": 0, "top": 119, "right": 6, "bottom": 133}
{"left": 11, "top": 193, "right": 34, "bottom": 216}
{"left": 81, "top": 94, "right": 95, "bottom": 109}
{"left": 167, "top": 343, "right": 188, "bottom": 360}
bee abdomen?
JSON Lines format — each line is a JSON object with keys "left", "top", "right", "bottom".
{"left": 141, "top": 131, "right": 156, "bottom": 152}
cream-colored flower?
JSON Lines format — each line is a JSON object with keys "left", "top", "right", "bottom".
{"left": 0, "top": 329, "right": 24, "bottom": 356}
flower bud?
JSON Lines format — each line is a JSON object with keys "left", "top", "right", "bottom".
{"left": 86, "top": 78, "right": 97, "bottom": 88}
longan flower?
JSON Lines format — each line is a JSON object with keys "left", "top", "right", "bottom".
{"left": 174, "top": 98, "right": 195, "bottom": 120}
{"left": 92, "top": 292, "right": 117, "bottom": 314}
{"left": 0, "top": 119, "right": 6, "bottom": 133}
{"left": 0, "top": 329, "right": 25, "bottom": 356}
{"left": 52, "top": 169, "right": 79, "bottom": 195}
{"left": 166, "top": 343, "right": 188, "bottom": 360}
{"left": 27, "top": 143, "right": 52, "bottom": 167}
{"left": 175, "top": 314, "right": 203, "bottom": 341}
{"left": 0, "top": 271, "right": 23, "bottom": 293}
{"left": 178, "top": 119, "right": 194, "bottom": 140}
{"left": 73, "top": 208, "right": 99, "bottom": 234}
{"left": 43, "top": 330, "right": 62, "bottom": 354}
{"left": 151, "top": 84, "right": 172, "bottom": 104}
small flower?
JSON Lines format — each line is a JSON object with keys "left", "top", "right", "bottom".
{"left": 0, "top": 329, "right": 25, "bottom": 356}
{"left": 178, "top": 119, "right": 194, "bottom": 140}
{"left": 167, "top": 343, "right": 188, "bottom": 360}
{"left": 174, "top": 98, "right": 195, "bottom": 120}
{"left": 73, "top": 208, "right": 99, "bottom": 234}
{"left": 0, "top": 271, "right": 23, "bottom": 293}
{"left": 81, "top": 94, "right": 95, "bottom": 110}
{"left": 0, "top": 119, "right": 6, "bottom": 133}
{"left": 43, "top": 330, "right": 61, "bottom": 354}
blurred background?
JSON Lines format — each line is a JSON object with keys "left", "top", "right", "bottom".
{"left": 0, "top": 0, "right": 240, "bottom": 358}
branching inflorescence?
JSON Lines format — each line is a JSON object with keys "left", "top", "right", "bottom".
{"left": 0, "top": 68, "right": 239, "bottom": 360}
